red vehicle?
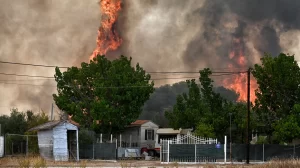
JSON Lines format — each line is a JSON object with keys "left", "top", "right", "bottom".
{"left": 140, "top": 144, "right": 160, "bottom": 157}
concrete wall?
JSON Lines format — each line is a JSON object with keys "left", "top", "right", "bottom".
{"left": 37, "top": 130, "right": 53, "bottom": 160}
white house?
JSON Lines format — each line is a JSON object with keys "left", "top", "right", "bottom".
{"left": 29, "top": 120, "right": 79, "bottom": 161}
{"left": 121, "top": 120, "right": 159, "bottom": 148}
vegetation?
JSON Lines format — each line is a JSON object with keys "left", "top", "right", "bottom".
{"left": 165, "top": 53, "right": 300, "bottom": 144}
{"left": 252, "top": 53, "right": 300, "bottom": 143}
{"left": 53, "top": 55, "right": 154, "bottom": 134}
{"left": 0, "top": 109, "right": 49, "bottom": 155}
{"left": 165, "top": 68, "right": 253, "bottom": 143}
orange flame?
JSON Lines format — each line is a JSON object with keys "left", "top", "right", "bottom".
{"left": 223, "top": 37, "right": 257, "bottom": 102}
{"left": 90, "top": 0, "right": 122, "bottom": 59}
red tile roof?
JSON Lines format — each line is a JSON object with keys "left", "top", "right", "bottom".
{"left": 130, "top": 120, "right": 149, "bottom": 126}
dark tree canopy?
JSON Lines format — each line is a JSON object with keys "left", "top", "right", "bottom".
{"left": 165, "top": 68, "right": 251, "bottom": 143}
{"left": 53, "top": 55, "right": 154, "bottom": 133}
{"left": 252, "top": 53, "right": 300, "bottom": 143}
{"left": 0, "top": 108, "right": 48, "bottom": 135}
{"left": 140, "top": 81, "right": 239, "bottom": 128}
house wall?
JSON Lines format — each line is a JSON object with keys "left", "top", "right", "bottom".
{"left": 140, "top": 121, "right": 159, "bottom": 148}
{"left": 53, "top": 122, "right": 78, "bottom": 161}
{"left": 37, "top": 130, "right": 53, "bottom": 160}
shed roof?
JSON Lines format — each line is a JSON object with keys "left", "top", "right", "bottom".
{"left": 28, "top": 120, "right": 79, "bottom": 131}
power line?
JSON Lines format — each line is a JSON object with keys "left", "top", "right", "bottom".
{"left": 0, "top": 71, "right": 244, "bottom": 79}
{"left": 0, "top": 60, "right": 248, "bottom": 72}
{"left": 0, "top": 72, "right": 54, "bottom": 79}
{"left": 0, "top": 60, "right": 69, "bottom": 69}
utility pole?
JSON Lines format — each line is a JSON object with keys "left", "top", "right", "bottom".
{"left": 229, "top": 113, "right": 232, "bottom": 163}
{"left": 51, "top": 103, "right": 54, "bottom": 120}
{"left": 246, "top": 68, "right": 251, "bottom": 164}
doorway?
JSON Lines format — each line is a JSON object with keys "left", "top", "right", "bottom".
{"left": 67, "top": 130, "right": 77, "bottom": 161}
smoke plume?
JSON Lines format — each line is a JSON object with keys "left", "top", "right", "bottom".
{"left": 0, "top": 0, "right": 99, "bottom": 115}
{"left": 117, "top": 0, "right": 300, "bottom": 77}
{"left": 1, "top": 0, "right": 300, "bottom": 115}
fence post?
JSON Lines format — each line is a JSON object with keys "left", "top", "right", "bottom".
{"left": 26, "top": 135, "right": 28, "bottom": 156}
{"left": 92, "top": 143, "right": 94, "bottom": 159}
{"left": 160, "top": 139, "right": 162, "bottom": 162}
{"left": 100, "top": 134, "right": 102, "bottom": 143}
{"left": 4, "top": 134, "right": 7, "bottom": 156}
{"left": 111, "top": 134, "right": 113, "bottom": 143}
{"left": 12, "top": 142, "right": 13, "bottom": 156}
{"left": 224, "top": 136, "right": 227, "bottom": 163}
{"left": 263, "top": 144, "right": 264, "bottom": 162}
{"left": 167, "top": 140, "right": 170, "bottom": 163}
{"left": 195, "top": 143, "right": 197, "bottom": 163}
{"left": 294, "top": 143, "right": 296, "bottom": 159}
{"left": 129, "top": 135, "right": 132, "bottom": 147}
{"left": 119, "top": 134, "right": 122, "bottom": 147}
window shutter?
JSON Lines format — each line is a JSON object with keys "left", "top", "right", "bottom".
{"left": 151, "top": 130, "right": 154, "bottom": 140}
{"left": 145, "top": 129, "right": 148, "bottom": 140}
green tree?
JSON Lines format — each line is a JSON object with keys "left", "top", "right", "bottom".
{"left": 53, "top": 55, "right": 154, "bottom": 133}
{"left": 166, "top": 68, "right": 241, "bottom": 142}
{"left": 273, "top": 104, "right": 300, "bottom": 143}
{"left": 252, "top": 53, "right": 300, "bottom": 142}
{"left": 194, "top": 122, "right": 215, "bottom": 138}
{"left": 26, "top": 110, "right": 49, "bottom": 131}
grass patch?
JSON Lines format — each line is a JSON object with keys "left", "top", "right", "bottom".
{"left": 17, "top": 157, "right": 31, "bottom": 168}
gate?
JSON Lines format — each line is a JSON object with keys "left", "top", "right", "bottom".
{"left": 161, "top": 134, "right": 223, "bottom": 163}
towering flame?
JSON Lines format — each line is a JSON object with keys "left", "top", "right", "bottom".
{"left": 223, "top": 38, "right": 257, "bottom": 102}
{"left": 90, "top": 0, "right": 122, "bottom": 59}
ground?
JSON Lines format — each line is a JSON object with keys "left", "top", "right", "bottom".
{"left": 0, "top": 157, "right": 300, "bottom": 167}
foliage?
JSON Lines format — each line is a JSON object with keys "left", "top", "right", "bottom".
{"left": 255, "top": 136, "right": 268, "bottom": 144}
{"left": 194, "top": 122, "right": 215, "bottom": 138}
{"left": 53, "top": 55, "right": 154, "bottom": 133}
{"left": 165, "top": 68, "right": 247, "bottom": 142}
{"left": 273, "top": 104, "right": 300, "bottom": 143}
{"left": 252, "top": 53, "right": 300, "bottom": 142}
{"left": 78, "top": 129, "right": 95, "bottom": 145}
{"left": 0, "top": 109, "right": 48, "bottom": 155}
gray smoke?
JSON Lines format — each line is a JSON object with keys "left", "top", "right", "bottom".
{"left": 1, "top": 0, "right": 300, "bottom": 115}
{"left": 117, "top": 0, "right": 300, "bottom": 74}
{"left": 0, "top": 0, "right": 99, "bottom": 115}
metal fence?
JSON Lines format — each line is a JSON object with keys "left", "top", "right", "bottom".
{"left": 161, "top": 135, "right": 300, "bottom": 164}
{"left": 79, "top": 143, "right": 117, "bottom": 160}
{"left": 94, "top": 133, "right": 140, "bottom": 148}
{"left": 161, "top": 134, "right": 220, "bottom": 163}
{"left": 5, "top": 134, "right": 39, "bottom": 156}
{"left": 230, "top": 144, "right": 300, "bottom": 162}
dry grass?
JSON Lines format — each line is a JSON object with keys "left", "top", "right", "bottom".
{"left": 2, "top": 157, "right": 300, "bottom": 167}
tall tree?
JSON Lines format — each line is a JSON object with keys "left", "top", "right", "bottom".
{"left": 165, "top": 68, "right": 242, "bottom": 142}
{"left": 252, "top": 53, "right": 300, "bottom": 142}
{"left": 53, "top": 55, "right": 154, "bottom": 133}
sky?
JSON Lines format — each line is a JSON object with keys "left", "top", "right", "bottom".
{"left": 1, "top": 0, "right": 300, "bottom": 116}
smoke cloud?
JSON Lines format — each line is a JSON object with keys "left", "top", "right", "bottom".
{"left": 0, "top": 0, "right": 99, "bottom": 115}
{"left": 2, "top": 0, "right": 300, "bottom": 115}
{"left": 117, "top": 0, "right": 300, "bottom": 80}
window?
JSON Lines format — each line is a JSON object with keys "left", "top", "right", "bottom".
{"left": 145, "top": 129, "right": 154, "bottom": 140}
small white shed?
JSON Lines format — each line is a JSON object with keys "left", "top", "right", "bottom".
{"left": 29, "top": 120, "right": 79, "bottom": 161}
